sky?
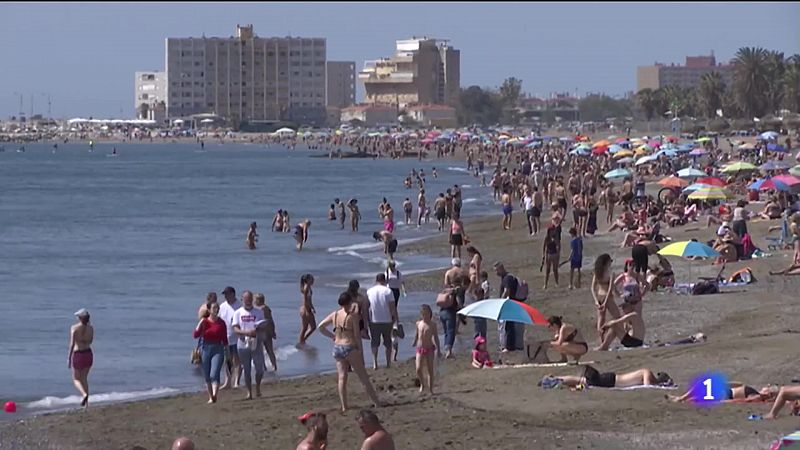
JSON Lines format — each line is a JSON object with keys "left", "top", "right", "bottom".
{"left": 0, "top": 2, "right": 798, "bottom": 119}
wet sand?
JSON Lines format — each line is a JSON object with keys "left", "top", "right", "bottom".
{"left": 3, "top": 198, "right": 800, "bottom": 449}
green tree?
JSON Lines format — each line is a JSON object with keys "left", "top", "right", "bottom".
{"left": 661, "top": 85, "right": 693, "bottom": 118}
{"left": 764, "top": 50, "right": 786, "bottom": 115}
{"left": 732, "top": 46, "right": 769, "bottom": 118}
{"left": 499, "top": 77, "right": 523, "bottom": 106}
{"left": 577, "top": 94, "right": 632, "bottom": 122}
{"left": 456, "top": 86, "right": 503, "bottom": 126}
{"left": 636, "top": 88, "right": 658, "bottom": 120}
{"left": 697, "top": 72, "right": 726, "bottom": 119}
{"left": 783, "top": 55, "right": 800, "bottom": 113}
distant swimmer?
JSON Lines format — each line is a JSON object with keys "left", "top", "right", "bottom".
{"left": 272, "top": 209, "right": 284, "bottom": 232}
{"left": 112, "top": 147, "right": 117, "bottom": 155}
{"left": 200, "top": 140, "right": 204, "bottom": 150}
{"left": 246, "top": 222, "right": 259, "bottom": 250}
{"left": 403, "top": 198, "right": 413, "bottom": 225}
{"left": 373, "top": 230, "right": 398, "bottom": 261}
{"left": 89, "top": 140, "right": 94, "bottom": 151}
{"left": 17, "top": 146, "right": 25, "bottom": 153}
{"left": 432, "top": 167, "right": 438, "bottom": 179}
{"left": 328, "top": 204, "right": 337, "bottom": 221}
{"left": 294, "top": 219, "right": 311, "bottom": 251}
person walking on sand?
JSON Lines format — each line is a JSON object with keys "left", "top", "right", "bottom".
{"left": 501, "top": 190, "right": 513, "bottom": 230}
{"left": 366, "top": 274, "right": 398, "bottom": 370}
{"left": 68, "top": 308, "right": 94, "bottom": 408}
{"left": 254, "top": 293, "right": 277, "bottom": 372}
{"left": 294, "top": 219, "right": 311, "bottom": 251}
{"left": 193, "top": 302, "right": 229, "bottom": 403}
{"left": 357, "top": 410, "right": 396, "bottom": 450}
{"left": 449, "top": 213, "right": 468, "bottom": 259}
{"left": 246, "top": 221, "right": 259, "bottom": 250}
{"left": 434, "top": 193, "right": 447, "bottom": 231}
{"left": 233, "top": 291, "right": 265, "bottom": 400}
{"left": 218, "top": 286, "right": 241, "bottom": 389}
{"left": 566, "top": 226, "right": 583, "bottom": 290}
{"left": 413, "top": 305, "right": 441, "bottom": 394}
{"left": 541, "top": 224, "right": 561, "bottom": 290}
{"left": 299, "top": 274, "right": 317, "bottom": 345}
{"left": 318, "top": 292, "right": 384, "bottom": 412}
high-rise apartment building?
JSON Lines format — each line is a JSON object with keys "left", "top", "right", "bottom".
{"left": 326, "top": 61, "right": 356, "bottom": 108}
{"left": 134, "top": 71, "right": 166, "bottom": 123}
{"left": 165, "top": 25, "right": 327, "bottom": 125}
{"left": 359, "top": 37, "right": 460, "bottom": 108}
{"left": 637, "top": 53, "right": 734, "bottom": 92}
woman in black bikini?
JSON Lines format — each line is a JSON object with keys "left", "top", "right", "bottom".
{"left": 668, "top": 382, "right": 765, "bottom": 403}
{"left": 529, "top": 316, "right": 588, "bottom": 363}
{"left": 553, "top": 365, "right": 672, "bottom": 389}
{"left": 317, "top": 292, "right": 383, "bottom": 412}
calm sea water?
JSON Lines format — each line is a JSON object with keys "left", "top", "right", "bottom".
{"left": 0, "top": 142, "right": 493, "bottom": 414}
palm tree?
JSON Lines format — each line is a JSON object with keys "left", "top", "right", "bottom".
{"left": 697, "top": 72, "right": 726, "bottom": 119}
{"left": 636, "top": 88, "right": 658, "bottom": 121}
{"left": 783, "top": 55, "right": 800, "bottom": 113}
{"left": 732, "top": 47, "right": 769, "bottom": 118}
{"left": 764, "top": 50, "right": 786, "bottom": 115}
{"left": 662, "top": 85, "right": 689, "bottom": 118}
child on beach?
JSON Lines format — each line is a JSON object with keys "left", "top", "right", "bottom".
{"left": 391, "top": 323, "right": 404, "bottom": 362}
{"left": 413, "top": 305, "right": 441, "bottom": 394}
{"left": 472, "top": 336, "right": 494, "bottom": 369}
{"left": 566, "top": 227, "right": 583, "bottom": 290}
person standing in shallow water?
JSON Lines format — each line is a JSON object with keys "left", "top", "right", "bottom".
{"left": 246, "top": 222, "right": 258, "bottom": 250}
{"left": 69, "top": 308, "right": 94, "bottom": 408}
{"left": 299, "top": 274, "right": 317, "bottom": 345}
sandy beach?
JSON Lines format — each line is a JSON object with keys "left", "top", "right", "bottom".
{"left": 2, "top": 192, "right": 800, "bottom": 449}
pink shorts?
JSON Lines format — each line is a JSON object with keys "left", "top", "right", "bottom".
{"left": 416, "top": 347, "right": 435, "bottom": 356}
{"left": 72, "top": 349, "right": 93, "bottom": 370}
{"left": 384, "top": 220, "right": 395, "bottom": 233}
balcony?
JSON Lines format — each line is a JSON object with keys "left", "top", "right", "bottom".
{"left": 358, "top": 71, "right": 416, "bottom": 83}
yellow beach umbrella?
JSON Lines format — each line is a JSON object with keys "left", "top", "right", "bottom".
{"left": 721, "top": 161, "right": 757, "bottom": 173}
{"left": 613, "top": 149, "right": 634, "bottom": 158}
{"left": 688, "top": 187, "right": 728, "bottom": 201}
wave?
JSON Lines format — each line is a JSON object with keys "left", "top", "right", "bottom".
{"left": 462, "top": 198, "right": 478, "bottom": 203}
{"left": 25, "top": 387, "right": 179, "bottom": 410}
{"left": 327, "top": 241, "right": 382, "bottom": 253}
{"left": 447, "top": 167, "right": 470, "bottom": 173}
{"left": 275, "top": 344, "right": 300, "bottom": 361}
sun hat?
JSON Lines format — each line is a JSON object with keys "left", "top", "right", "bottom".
{"left": 74, "top": 308, "right": 89, "bottom": 317}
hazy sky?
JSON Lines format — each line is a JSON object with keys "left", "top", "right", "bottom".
{"left": 1, "top": 2, "right": 797, "bottom": 118}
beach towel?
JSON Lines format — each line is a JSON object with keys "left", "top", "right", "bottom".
{"left": 607, "top": 384, "right": 679, "bottom": 391}
{"left": 769, "top": 430, "right": 800, "bottom": 450}
{"left": 493, "top": 360, "right": 596, "bottom": 370}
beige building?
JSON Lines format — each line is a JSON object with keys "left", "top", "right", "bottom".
{"left": 359, "top": 37, "right": 460, "bottom": 108}
{"left": 405, "top": 104, "right": 456, "bottom": 127}
{"left": 134, "top": 71, "right": 167, "bottom": 123}
{"left": 165, "top": 25, "right": 327, "bottom": 126}
{"left": 637, "top": 54, "right": 734, "bottom": 92}
{"left": 326, "top": 61, "right": 356, "bottom": 108}
{"left": 340, "top": 104, "right": 397, "bottom": 127}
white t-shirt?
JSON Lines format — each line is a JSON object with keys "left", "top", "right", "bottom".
{"left": 218, "top": 299, "right": 242, "bottom": 345}
{"left": 385, "top": 269, "right": 403, "bottom": 290}
{"left": 233, "top": 306, "right": 265, "bottom": 347}
{"left": 366, "top": 284, "right": 394, "bottom": 324}
{"left": 733, "top": 207, "right": 748, "bottom": 221}
{"left": 523, "top": 195, "right": 534, "bottom": 211}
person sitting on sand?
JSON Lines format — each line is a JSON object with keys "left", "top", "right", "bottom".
{"left": 529, "top": 316, "right": 588, "bottom": 364}
{"left": 597, "top": 302, "right": 645, "bottom": 349}
{"left": 647, "top": 254, "right": 674, "bottom": 291}
{"left": 373, "top": 230, "right": 398, "bottom": 261}
{"left": 608, "top": 210, "right": 635, "bottom": 233}
{"left": 295, "top": 412, "right": 328, "bottom": 450}
{"left": 547, "top": 365, "right": 672, "bottom": 389}
{"left": 472, "top": 335, "right": 494, "bottom": 369}
{"left": 413, "top": 304, "right": 441, "bottom": 394}
{"left": 757, "top": 197, "right": 783, "bottom": 221}
{"left": 356, "top": 409, "right": 396, "bottom": 450}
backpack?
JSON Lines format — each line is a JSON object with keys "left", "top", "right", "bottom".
{"left": 691, "top": 281, "right": 719, "bottom": 296}
{"left": 515, "top": 278, "right": 529, "bottom": 301}
{"left": 436, "top": 288, "right": 456, "bottom": 309}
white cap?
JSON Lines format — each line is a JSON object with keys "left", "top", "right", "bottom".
{"left": 451, "top": 258, "right": 461, "bottom": 267}
{"left": 74, "top": 308, "right": 90, "bottom": 317}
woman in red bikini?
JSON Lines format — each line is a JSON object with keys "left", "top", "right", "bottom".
{"left": 69, "top": 308, "right": 94, "bottom": 408}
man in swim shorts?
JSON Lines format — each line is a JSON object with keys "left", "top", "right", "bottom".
{"left": 501, "top": 190, "right": 513, "bottom": 230}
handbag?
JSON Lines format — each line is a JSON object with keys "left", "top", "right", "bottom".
{"left": 191, "top": 343, "right": 202, "bottom": 365}
{"left": 436, "top": 288, "right": 455, "bottom": 309}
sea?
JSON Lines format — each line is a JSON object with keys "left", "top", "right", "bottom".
{"left": 0, "top": 142, "right": 494, "bottom": 416}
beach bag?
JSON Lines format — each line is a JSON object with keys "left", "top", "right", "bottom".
{"left": 436, "top": 288, "right": 456, "bottom": 309}
{"left": 691, "top": 281, "right": 719, "bottom": 296}
{"left": 191, "top": 345, "right": 202, "bottom": 365}
{"left": 515, "top": 278, "right": 529, "bottom": 301}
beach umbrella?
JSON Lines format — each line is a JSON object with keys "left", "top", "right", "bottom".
{"left": 721, "top": 162, "right": 757, "bottom": 173}
{"left": 683, "top": 183, "right": 714, "bottom": 193}
{"left": 666, "top": 135, "right": 679, "bottom": 143}
{"left": 274, "top": 127, "right": 296, "bottom": 134}
{"left": 616, "top": 157, "right": 635, "bottom": 164}
{"left": 790, "top": 165, "right": 800, "bottom": 177}
{"left": 769, "top": 429, "right": 800, "bottom": 450}
{"left": 758, "top": 178, "right": 794, "bottom": 192}
{"left": 689, "top": 148, "right": 708, "bottom": 156}
{"left": 759, "top": 160, "right": 792, "bottom": 171}
{"left": 658, "top": 241, "right": 720, "bottom": 258}
{"left": 457, "top": 299, "right": 548, "bottom": 325}
{"left": 648, "top": 140, "right": 662, "bottom": 148}
{"left": 592, "top": 146, "right": 608, "bottom": 155}
{"left": 677, "top": 167, "right": 707, "bottom": 178}
{"left": 688, "top": 187, "right": 728, "bottom": 201}
{"left": 748, "top": 178, "right": 767, "bottom": 190}
{"left": 635, "top": 154, "right": 658, "bottom": 166}
{"left": 607, "top": 135, "right": 618, "bottom": 140}
{"left": 695, "top": 137, "right": 712, "bottom": 143}
{"left": 634, "top": 146, "right": 650, "bottom": 156}
{"left": 738, "top": 143, "right": 756, "bottom": 150}
{"left": 767, "top": 143, "right": 788, "bottom": 153}
{"left": 658, "top": 176, "right": 689, "bottom": 188}
{"left": 604, "top": 168, "right": 631, "bottom": 179}
{"left": 569, "top": 148, "right": 590, "bottom": 156}
{"left": 656, "top": 149, "right": 678, "bottom": 158}
{"left": 593, "top": 139, "right": 611, "bottom": 148}
{"left": 420, "top": 138, "right": 434, "bottom": 144}
{"left": 613, "top": 149, "right": 634, "bottom": 159}
{"left": 696, "top": 176, "right": 726, "bottom": 187}
{"left": 608, "top": 144, "right": 623, "bottom": 154}
{"left": 615, "top": 138, "right": 629, "bottom": 144}
{"left": 758, "top": 131, "right": 779, "bottom": 141}
{"left": 772, "top": 175, "right": 800, "bottom": 186}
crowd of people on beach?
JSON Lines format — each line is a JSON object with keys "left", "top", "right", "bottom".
{"left": 63, "top": 126, "right": 800, "bottom": 448}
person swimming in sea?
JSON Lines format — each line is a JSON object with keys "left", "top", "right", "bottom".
{"left": 272, "top": 209, "right": 284, "bottom": 232}
{"left": 246, "top": 222, "right": 259, "bottom": 250}
{"left": 328, "top": 204, "right": 336, "bottom": 221}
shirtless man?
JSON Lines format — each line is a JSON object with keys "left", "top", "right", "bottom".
{"left": 336, "top": 198, "right": 347, "bottom": 230}
{"left": 373, "top": 230, "right": 398, "bottom": 261}
{"left": 272, "top": 209, "right": 284, "bottom": 232}
{"left": 433, "top": 193, "right": 447, "bottom": 231}
{"left": 501, "top": 190, "right": 513, "bottom": 230}
{"left": 402, "top": 198, "right": 413, "bottom": 225}
{"left": 357, "top": 410, "right": 395, "bottom": 450}
{"left": 417, "top": 189, "right": 427, "bottom": 228}
{"left": 348, "top": 199, "right": 361, "bottom": 232}
{"left": 444, "top": 189, "right": 454, "bottom": 221}
{"left": 532, "top": 186, "right": 544, "bottom": 235}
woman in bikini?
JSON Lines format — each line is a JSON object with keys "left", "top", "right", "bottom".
{"left": 317, "top": 292, "right": 383, "bottom": 412}
{"left": 591, "top": 254, "right": 625, "bottom": 350}
{"left": 246, "top": 221, "right": 258, "bottom": 250}
{"left": 294, "top": 219, "right": 311, "bottom": 251}
{"left": 549, "top": 365, "right": 672, "bottom": 389}
{"left": 529, "top": 316, "right": 588, "bottom": 364}
{"left": 298, "top": 274, "right": 317, "bottom": 345}
{"left": 614, "top": 258, "right": 648, "bottom": 315}
{"left": 69, "top": 308, "right": 94, "bottom": 408}
{"left": 466, "top": 245, "right": 482, "bottom": 297}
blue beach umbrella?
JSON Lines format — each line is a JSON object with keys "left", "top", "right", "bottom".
{"left": 767, "top": 143, "right": 788, "bottom": 153}
{"left": 759, "top": 160, "right": 791, "bottom": 171}
{"left": 658, "top": 241, "right": 721, "bottom": 258}
{"left": 682, "top": 183, "right": 714, "bottom": 193}
{"left": 604, "top": 168, "right": 631, "bottom": 179}
{"left": 457, "top": 299, "right": 547, "bottom": 325}
{"left": 677, "top": 167, "right": 707, "bottom": 178}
